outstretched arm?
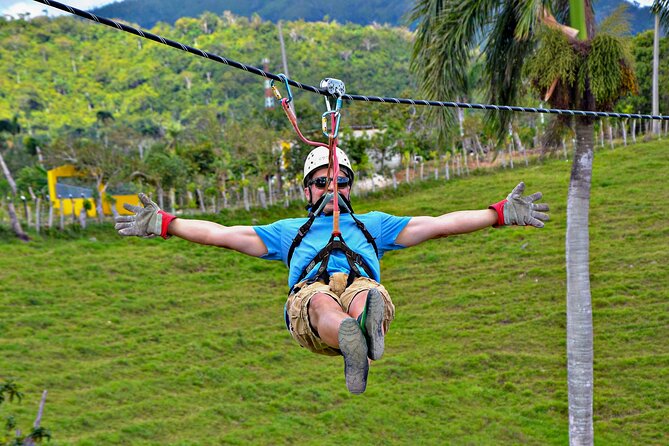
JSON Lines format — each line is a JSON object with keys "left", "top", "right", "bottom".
{"left": 167, "top": 218, "right": 267, "bottom": 257}
{"left": 114, "top": 193, "right": 268, "bottom": 257}
{"left": 395, "top": 182, "right": 549, "bottom": 248}
{"left": 395, "top": 209, "right": 497, "bottom": 247}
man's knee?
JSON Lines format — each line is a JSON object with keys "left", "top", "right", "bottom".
{"left": 309, "top": 292, "right": 343, "bottom": 314}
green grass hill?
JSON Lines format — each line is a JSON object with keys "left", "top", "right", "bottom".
{"left": 1, "top": 140, "right": 667, "bottom": 445}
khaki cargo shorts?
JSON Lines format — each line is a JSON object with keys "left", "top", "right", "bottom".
{"left": 284, "top": 275, "right": 395, "bottom": 356}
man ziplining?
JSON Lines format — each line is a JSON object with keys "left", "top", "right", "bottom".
{"left": 115, "top": 145, "right": 550, "bottom": 395}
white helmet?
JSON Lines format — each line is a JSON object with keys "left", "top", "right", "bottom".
{"left": 302, "top": 146, "right": 354, "bottom": 187}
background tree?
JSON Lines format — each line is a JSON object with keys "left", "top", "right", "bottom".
{"left": 46, "top": 122, "right": 139, "bottom": 220}
{"left": 1, "top": 380, "right": 51, "bottom": 446}
{"left": 0, "top": 130, "right": 29, "bottom": 241}
{"left": 651, "top": 0, "right": 669, "bottom": 134}
{"left": 411, "top": 2, "right": 637, "bottom": 445}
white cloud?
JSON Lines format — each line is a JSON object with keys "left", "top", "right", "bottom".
{"left": 1, "top": 1, "right": 115, "bottom": 19}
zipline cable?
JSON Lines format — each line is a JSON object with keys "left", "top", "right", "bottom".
{"left": 34, "top": 0, "right": 669, "bottom": 121}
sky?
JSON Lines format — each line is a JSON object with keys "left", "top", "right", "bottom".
{"left": 0, "top": 0, "right": 116, "bottom": 18}
{"left": 0, "top": 0, "right": 658, "bottom": 19}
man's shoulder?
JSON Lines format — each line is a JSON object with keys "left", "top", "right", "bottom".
{"left": 260, "top": 216, "right": 309, "bottom": 226}
{"left": 355, "top": 211, "right": 395, "bottom": 221}
{"left": 254, "top": 216, "right": 309, "bottom": 235}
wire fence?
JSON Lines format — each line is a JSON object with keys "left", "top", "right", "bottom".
{"left": 3, "top": 119, "right": 663, "bottom": 235}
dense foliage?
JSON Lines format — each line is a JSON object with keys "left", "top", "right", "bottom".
{"left": 0, "top": 10, "right": 665, "bottom": 219}
{"left": 0, "top": 12, "right": 422, "bottom": 203}
{"left": 618, "top": 29, "right": 669, "bottom": 114}
{"left": 0, "top": 14, "right": 414, "bottom": 135}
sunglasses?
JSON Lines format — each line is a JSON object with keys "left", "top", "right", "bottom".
{"left": 308, "top": 176, "right": 351, "bottom": 189}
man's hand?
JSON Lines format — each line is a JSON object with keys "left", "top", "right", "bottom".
{"left": 114, "top": 193, "right": 164, "bottom": 237}
{"left": 490, "top": 182, "right": 550, "bottom": 228}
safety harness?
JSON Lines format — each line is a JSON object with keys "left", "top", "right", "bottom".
{"left": 287, "top": 193, "right": 379, "bottom": 289}
{"left": 273, "top": 76, "right": 378, "bottom": 289}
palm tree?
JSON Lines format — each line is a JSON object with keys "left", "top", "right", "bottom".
{"left": 411, "top": 2, "right": 636, "bottom": 445}
{"left": 0, "top": 137, "right": 29, "bottom": 241}
{"left": 651, "top": 1, "right": 669, "bottom": 134}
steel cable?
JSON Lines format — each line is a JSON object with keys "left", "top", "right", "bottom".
{"left": 34, "top": 0, "right": 669, "bottom": 121}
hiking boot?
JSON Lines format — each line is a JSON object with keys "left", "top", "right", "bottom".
{"left": 357, "top": 288, "right": 385, "bottom": 361}
{"left": 338, "top": 317, "right": 369, "bottom": 395}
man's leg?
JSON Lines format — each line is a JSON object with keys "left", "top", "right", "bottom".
{"left": 308, "top": 293, "right": 369, "bottom": 394}
{"left": 307, "top": 293, "right": 349, "bottom": 347}
{"left": 346, "top": 289, "right": 386, "bottom": 360}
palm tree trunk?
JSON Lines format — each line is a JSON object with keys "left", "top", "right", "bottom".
{"left": 652, "top": 14, "right": 660, "bottom": 135}
{"left": 96, "top": 181, "right": 105, "bottom": 223}
{"left": 48, "top": 196, "right": 54, "bottom": 229}
{"left": 242, "top": 173, "right": 250, "bottom": 211}
{"left": 562, "top": 138, "right": 568, "bottom": 160}
{"left": 59, "top": 196, "right": 65, "bottom": 230}
{"left": 513, "top": 130, "right": 529, "bottom": 166}
{"left": 0, "top": 151, "right": 29, "bottom": 241}
{"left": 607, "top": 121, "right": 614, "bottom": 148}
{"left": 566, "top": 118, "right": 595, "bottom": 446}
{"left": 169, "top": 187, "right": 176, "bottom": 214}
{"left": 35, "top": 196, "right": 41, "bottom": 235}
{"left": 157, "top": 185, "right": 164, "bottom": 209}
{"left": 196, "top": 188, "right": 206, "bottom": 213}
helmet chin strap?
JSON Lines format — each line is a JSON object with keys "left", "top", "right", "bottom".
{"left": 306, "top": 192, "right": 353, "bottom": 215}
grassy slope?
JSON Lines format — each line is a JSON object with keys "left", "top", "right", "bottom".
{"left": 0, "top": 141, "right": 667, "bottom": 445}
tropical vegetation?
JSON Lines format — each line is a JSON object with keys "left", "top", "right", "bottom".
{"left": 409, "top": 1, "right": 668, "bottom": 444}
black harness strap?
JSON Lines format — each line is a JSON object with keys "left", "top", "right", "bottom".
{"left": 296, "top": 233, "right": 376, "bottom": 286}
{"left": 350, "top": 212, "right": 378, "bottom": 257}
{"left": 286, "top": 213, "right": 317, "bottom": 268}
{"left": 287, "top": 193, "right": 379, "bottom": 288}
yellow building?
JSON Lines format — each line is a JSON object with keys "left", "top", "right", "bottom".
{"left": 47, "top": 165, "right": 139, "bottom": 217}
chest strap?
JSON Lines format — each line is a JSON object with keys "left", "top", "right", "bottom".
{"left": 295, "top": 233, "right": 377, "bottom": 288}
{"left": 287, "top": 193, "right": 379, "bottom": 269}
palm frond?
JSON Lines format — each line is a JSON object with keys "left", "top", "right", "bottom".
{"left": 586, "top": 33, "right": 638, "bottom": 109}
{"left": 411, "top": 0, "right": 500, "bottom": 98}
{"left": 651, "top": 0, "right": 669, "bottom": 29}
{"left": 597, "top": 3, "right": 631, "bottom": 37}
{"left": 550, "top": 0, "right": 571, "bottom": 23}
{"left": 485, "top": 0, "right": 545, "bottom": 137}
{"left": 411, "top": 0, "right": 502, "bottom": 137}
{"left": 524, "top": 28, "right": 578, "bottom": 93}
{"left": 411, "top": 0, "right": 549, "bottom": 141}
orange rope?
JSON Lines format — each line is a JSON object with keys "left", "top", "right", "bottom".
{"left": 280, "top": 98, "right": 327, "bottom": 148}
{"left": 279, "top": 97, "right": 341, "bottom": 236}
{"left": 330, "top": 112, "right": 340, "bottom": 235}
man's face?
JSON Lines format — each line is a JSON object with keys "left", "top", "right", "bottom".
{"left": 303, "top": 166, "right": 351, "bottom": 213}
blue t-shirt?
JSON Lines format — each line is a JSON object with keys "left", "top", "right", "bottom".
{"left": 254, "top": 211, "right": 411, "bottom": 290}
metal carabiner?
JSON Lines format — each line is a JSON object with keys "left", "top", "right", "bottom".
{"left": 271, "top": 73, "right": 293, "bottom": 103}
{"left": 322, "top": 110, "right": 342, "bottom": 139}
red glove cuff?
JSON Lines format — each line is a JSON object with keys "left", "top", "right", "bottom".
{"left": 158, "top": 210, "right": 177, "bottom": 239}
{"left": 488, "top": 199, "right": 507, "bottom": 227}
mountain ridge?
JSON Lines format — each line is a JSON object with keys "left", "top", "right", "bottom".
{"left": 91, "top": 0, "right": 657, "bottom": 34}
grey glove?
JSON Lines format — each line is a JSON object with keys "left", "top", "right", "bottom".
{"left": 114, "top": 193, "right": 163, "bottom": 237}
{"left": 501, "top": 182, "right": 550, "bottom": 228}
